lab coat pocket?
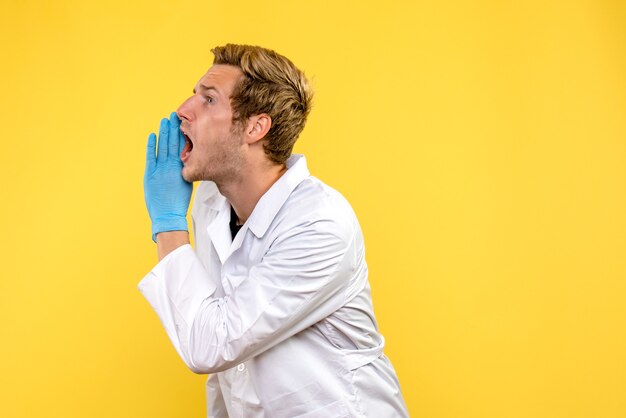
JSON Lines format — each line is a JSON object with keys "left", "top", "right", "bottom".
{"left": 267, "top": 381, "right": 349, "bottom": 418}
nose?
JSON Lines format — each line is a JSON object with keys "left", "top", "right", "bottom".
{"left": 176, "top": 95, "right": 194, "bottom": 122}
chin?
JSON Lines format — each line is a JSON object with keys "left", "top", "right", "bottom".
{"left": 181, "top": 167, "right": 195, "bottom": 183}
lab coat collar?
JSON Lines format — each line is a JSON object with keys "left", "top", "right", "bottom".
{"left": 202, "top": 154, "right": 310, "bottom": 264}
{"left": 246, "top": 153, "right": 310, "bottom": 239}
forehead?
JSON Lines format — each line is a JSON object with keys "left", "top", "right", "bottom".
{"left": 196, "top": 64, "right": 244, "bottom": 95}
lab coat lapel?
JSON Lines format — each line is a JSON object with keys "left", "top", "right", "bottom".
{"left": 205, "top": 199, "right": 233, "bottom": 266}
{"left": 228, "top": 219, "right": 247, "bottom": 255}
{"left": 205, "top": 200, "right": 248, "bottom": 265}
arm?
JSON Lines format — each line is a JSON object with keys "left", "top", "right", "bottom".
{"left": 139, "top": 215, "right": 359, "bottom": 374}
{"left": 156, "top": 231, "right": 190, "bottom": 261}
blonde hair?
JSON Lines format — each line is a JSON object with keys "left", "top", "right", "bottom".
{"left": 211, "top": 44, "right": 314, "bottom": 165}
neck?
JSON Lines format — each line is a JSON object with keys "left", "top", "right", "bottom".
{"left": 217, "top": 160, "right": 287, "bottom": 225}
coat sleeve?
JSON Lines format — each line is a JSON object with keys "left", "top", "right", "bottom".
{"left": 137, "top": 216, "right": 360, "bottom": 374}
{"left": 137, "top": 243, "right": 217, "bottom": 373}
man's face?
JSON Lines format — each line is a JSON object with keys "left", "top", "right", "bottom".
{"left": 177, "top": 64, "right": 246, "bottom": 183}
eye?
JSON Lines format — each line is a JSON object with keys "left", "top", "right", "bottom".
{"left": 204, "top": 96, "right": 215, "bottom": 104}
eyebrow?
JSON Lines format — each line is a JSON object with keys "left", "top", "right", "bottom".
{"left": 193, "top": 84, "right": 221, "bottom": 96}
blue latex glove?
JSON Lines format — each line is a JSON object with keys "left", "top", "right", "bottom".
{"left": 144, "top": 112, "right": 193, "bottom": 242}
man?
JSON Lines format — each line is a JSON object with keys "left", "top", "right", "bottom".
{"left": 139, "top": 44, "right": 409, "bottom": 417}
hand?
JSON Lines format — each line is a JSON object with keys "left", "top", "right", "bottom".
{"left": 144, "top": 112, "right": 193, "bottom": 242}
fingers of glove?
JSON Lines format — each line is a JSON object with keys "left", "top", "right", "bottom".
{"left": 168, "top": 112, "right": 182, "bottom": 159}
{"left": 146, "top": 132, "right": 157, "bottom": 169}
{"left": 156, "top": 118, "right": 169, "bottom": 163}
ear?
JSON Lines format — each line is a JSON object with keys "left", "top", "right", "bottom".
{"left": 243, "top": 113, "right": 272, "bottom": 145}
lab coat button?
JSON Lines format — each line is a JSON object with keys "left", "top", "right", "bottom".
{"left": 236, "top": 363, "right": 245, "bottom": 372}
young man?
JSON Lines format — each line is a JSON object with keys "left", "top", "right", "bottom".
{"left": 140, "top": 44, "right": 409, "bottom": 417}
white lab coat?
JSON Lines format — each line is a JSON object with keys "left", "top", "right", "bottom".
{"left": 138, "top": 154, "right": 409, "bottom": 417}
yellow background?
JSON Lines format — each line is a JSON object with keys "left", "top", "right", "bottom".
{"left": 1, "top": 0, "right": 625, "bottom": 417}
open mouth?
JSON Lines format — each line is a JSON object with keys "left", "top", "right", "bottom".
{"left": 181, "top": 132, "right": 193, "bottom": 163}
